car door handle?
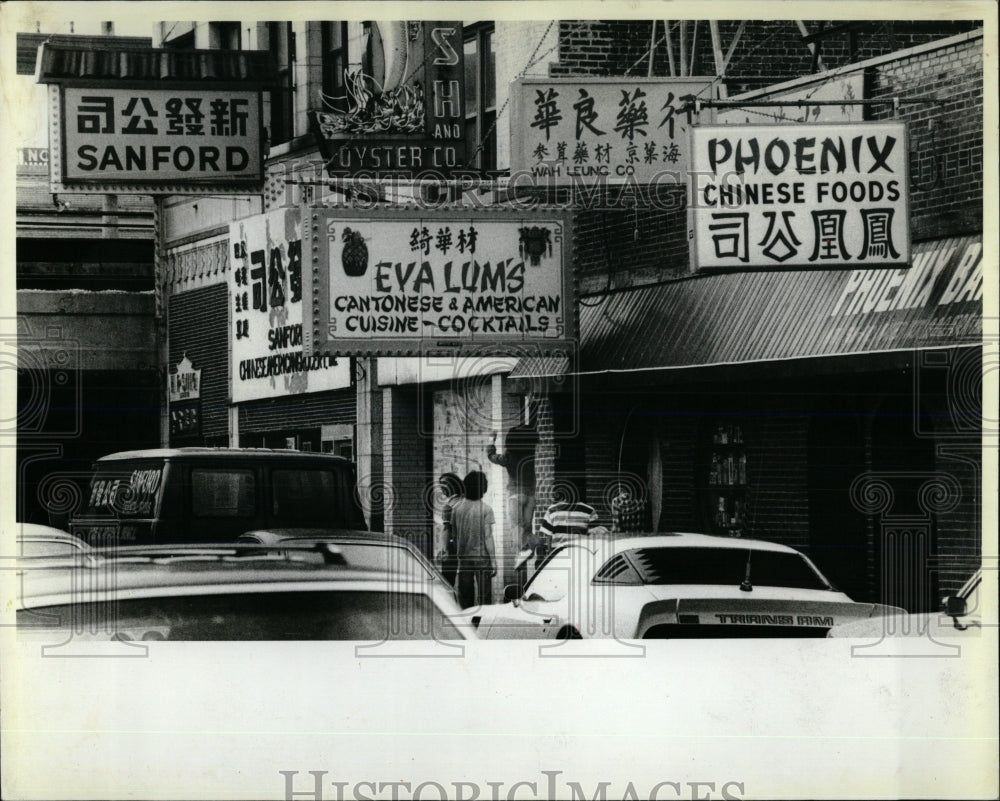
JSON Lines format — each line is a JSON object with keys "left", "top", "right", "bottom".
{"left": 542, "top": 618, "right": 552, "bottom": 624}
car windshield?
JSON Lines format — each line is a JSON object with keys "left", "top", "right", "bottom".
{"left": 628, "top": 547, "right": 831, "bottom": 590}
{"left": 18, "top": 590, "right": 462, "bottom": 640}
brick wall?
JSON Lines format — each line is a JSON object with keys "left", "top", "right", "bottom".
{"left": 552, "top": 20, "right": 980, "bottom": 83}
{"left": 555, "top": 25, "right": 983, "bottom": 293}
{"left": 383, "top": 384, "right": 432, "bottom": 554}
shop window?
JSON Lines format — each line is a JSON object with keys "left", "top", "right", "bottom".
{"left": 209, "top": 22, "right": 242, "bottom": 50}
{"left": 322, "top": 21, "right": 350, "bottom": 113}
{"left": 267, "top": 22, "right": 295, "bottom": 147}
{"left": 702, "top": 421, "right": 748, "bottom": 536}
{"left": 191, "top": 469, "right": 256, "bottom": 518}
{"left": 464, "top": 23, "right": 496, "bottom": 172}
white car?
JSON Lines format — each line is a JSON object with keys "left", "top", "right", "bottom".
{"left": 473, "top": 533, "right": 902, "bottom": 639}
{"left": 827, "top": 569, "right": 984, "bottom": 639}
{"left": 16, "top": 543, "right": 473, "bottom": 641}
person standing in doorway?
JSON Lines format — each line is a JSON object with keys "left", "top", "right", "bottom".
{"left": 435, "top": 472, "right": 464, "bottom": 588}
{"left": 488, "top": 408, "right": 539, "bottom": 584}
{"left": 452, "top": 470, "right": 496, "bottom": 609}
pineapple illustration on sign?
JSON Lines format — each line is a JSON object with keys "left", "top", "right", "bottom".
{"left": 341, "top": 227, "right": 369, "bottom": 276}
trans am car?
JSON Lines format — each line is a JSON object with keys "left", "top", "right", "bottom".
{"left": 472, "top": 532, "right": 903, "bottom": 639}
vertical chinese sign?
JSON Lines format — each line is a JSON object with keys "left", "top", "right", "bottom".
{"left": 510, "top": 77, "right": 715, "bottom": 183}
{"left": 690, "top": 123, "right": 910, "bottom": 271}
{"left": 169, "top": 354, "right": 202, "bottom": 438}
{"left": 230, "top": 208, "right": 351, "bottom": 403}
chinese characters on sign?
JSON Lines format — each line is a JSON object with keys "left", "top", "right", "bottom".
{"left": 303, "top": 210, "right": 574, "bottom": 356}
{"left": 168, "top": 354, "right": 202, "bottom": 438}
{"left": 229, "top": 209, "right": 350, "bottom": 403}
{"left": 511, "top": 77, "right": 715, "bottom": 183}
{"left": 690, "top": 123, "right": 910, "bottom": 270}
{"left": 60, "top": 87, "right": 262, "bottom": 189}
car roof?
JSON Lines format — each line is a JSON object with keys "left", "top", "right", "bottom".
{"left": 94, "top": 447, "right": 354, "bottom": 465}
{"left": 239, "top": 528, "right": 412, "bottom": 545}
{"left": 16, "top": 523, "right": 82, "bottom": 541}
{"left": 17, "top": 553, "right": 444, "bottom": 606}
{"left": 560, "top": 532, "right": 805, "bottom": 556}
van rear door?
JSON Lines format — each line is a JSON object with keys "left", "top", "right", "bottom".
{"left": 71, "top": 460, "right": 166, "bottom": 545}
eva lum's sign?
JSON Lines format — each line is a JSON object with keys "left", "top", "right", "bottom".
{"left": 690, "top": 122, "right": 910, "bottom": 271}
{"left": 302, "top": 209, "right": 575, "bottom": 356}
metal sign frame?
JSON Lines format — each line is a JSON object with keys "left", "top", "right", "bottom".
{"left": 302, "top": 207, "right": 577, "bottom": 357}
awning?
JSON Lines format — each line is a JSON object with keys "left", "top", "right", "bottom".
{"left": 511, "top": 234, "right": 982, "bottom": 380}
{"left": 35, "top": 43, "right": 279, "bottom": 87}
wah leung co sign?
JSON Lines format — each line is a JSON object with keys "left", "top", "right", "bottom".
{"left": 510, "top": 77, "right": 714, "bottom": 185}
{"left": 690, "top": 122, "right": 910, "bottom": 271}
{"left": 229, "top": 209, "right": 351, "bottom": 403}
{"left": 303, "top": 209, "right": 575, "bottom": 356}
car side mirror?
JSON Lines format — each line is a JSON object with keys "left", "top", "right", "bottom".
{"left": 942, "top": 595, "right": 967, "bottom": 617}
{"left": 503, "top": 584, "right": 521, "bottom": 604}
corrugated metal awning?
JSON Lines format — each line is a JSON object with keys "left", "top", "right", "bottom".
{"left": 35, "top": 43, "right": 279, "bottom": 87}
{"left": 512, "top": 234, "right": 983, "bottom": 379}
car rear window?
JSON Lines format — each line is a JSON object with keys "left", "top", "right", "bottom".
{"left": 191, "top": 469, "right": 256, "bottom": 518}
{"left": 19, "top": 591, "right": 461, "bottom": 640}
{"left": 271, "top": 469, "right": 339, "bottom": 521}
{"left": 85, "top": 464, "right": 164, "bottom": 519}
{"left": 628, "top": 547, "right": 831, "bottom": 591}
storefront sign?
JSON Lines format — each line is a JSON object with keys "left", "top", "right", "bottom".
{"left": 310, "top": 21, "right": 466, "bottom": 178}
{"left": 303, "top": 209, "right": 575, "bottom": 356}
{"left": 18, "top": 147, "right": 50, "bottom": 168}
{"left": 690, "top": 122, "right": 910, "bottom": 270}
{"left": 829, "top": 235, "right": 982, "bottom": 319}
{"left": 168, "top": 354, "right": 201, "bottom": 402}
{"left": 51, "top": 87, "right": 263, "bottom": 193}
{"left": 510, "top": 77, "right": 715, "bottom": 184}
{"left": 229, "top": 208, "right": 351, "bottom": 403}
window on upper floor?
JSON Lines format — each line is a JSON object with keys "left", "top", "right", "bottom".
{"left": 210, "top": 22, "right": 242, "bottom": 51}
{"left": 267, "top": 21, "right": 294, "bottom": 148}
{"left": 321, "top": 22, "right": 350, "bottom": 113}
{"left": 464, "top": 23, "right": 496, "bottom": 172}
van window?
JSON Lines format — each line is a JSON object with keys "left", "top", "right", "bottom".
{"left": 85, "top": 465, "right": 164, "bottom": 519}
{"left": 272, "top": 469, "right": 339, "bottom": 521}
{"left": 192, "top": 469, "right": 256, "bottom": 518}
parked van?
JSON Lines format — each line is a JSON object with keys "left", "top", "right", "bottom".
{"left": 70, "top": 448, "right": 368, "bottom": 545}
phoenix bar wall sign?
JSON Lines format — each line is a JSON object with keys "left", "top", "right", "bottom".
{"left": 310, "top": 21, "right": 466, "bottom": 178}
{"left": 303, "top": 208, "right": 575, "bottom": 356}
{"left": 229, "top": 208, "right": 351, "bottom": 403}
{"left": 509, "top": 77, "right": 715, "bottom": 184}
{"left": 690, "top": 122, "right": 910, "bottom": 271}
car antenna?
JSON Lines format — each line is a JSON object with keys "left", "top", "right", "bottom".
{"left": 740, "top": 542, "right": 753, "bottom": 592}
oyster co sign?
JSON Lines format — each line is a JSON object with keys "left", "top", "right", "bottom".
{"left": 309, "top": 21, "right": 467, "bottom": 178}
{"left": 302, "top": 209, "right": 576, "bottom": 356}
{"left": 690, "top": 122, "right": 910, "bottom": 271}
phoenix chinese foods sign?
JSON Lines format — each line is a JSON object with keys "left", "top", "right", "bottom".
{"left": 229, "top": 209, "right": 351, "bottom": 403}
{"left": 510, "top": 77, "right": 715, "bottom": 185}
{"left": 302, "top": 209, "right": 575, "bottom": 356}
{"left": 50, "top": 86, "right": 263, "bottom": 193}
{"left": 690, "top": 122, "right": 910, "bottom": 271}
